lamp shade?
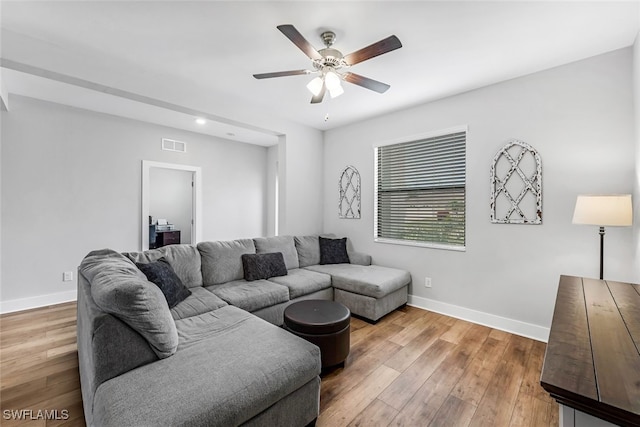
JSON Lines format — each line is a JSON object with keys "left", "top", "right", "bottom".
{"left": 572, "top": 194, "right": 633, "bottom": 226}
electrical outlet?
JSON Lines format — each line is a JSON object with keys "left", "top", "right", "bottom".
{"left": 63, "top": 271, "right": 73, "bottom": 282}
{"left": 424, "top": 277, "right": 432, "bottom": 288}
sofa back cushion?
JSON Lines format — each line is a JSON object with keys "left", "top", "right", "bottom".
{"left": 253, "top": 236, "right": 299, "bottom": 270}
{"left": 198, "top": 239, "right": 256, "bottom": 285}
{"left": 124, "top": 244, "right": 203, "bottom": 288}
{"left": 79, "top": 249, "right": 178, "bottom": 359}
{"left": 294, "top": 236, "right": 320, "bottom": 268}
{"left": 295, "top": 234, "right": 336, "bottom": 268}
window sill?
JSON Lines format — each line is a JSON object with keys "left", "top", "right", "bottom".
{"left": 374, "top": 237, "right": 466, "bottom": 252}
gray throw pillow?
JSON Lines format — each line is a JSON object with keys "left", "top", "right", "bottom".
{"left": 241, "top": 252, "right": 288, "bottom": 281}
{"left": 136, "top": 258, "right": 192, "bottom": 308}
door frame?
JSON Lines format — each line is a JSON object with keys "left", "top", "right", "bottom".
{"left": 141, "top": 160, "right": 202, "bottom": 250}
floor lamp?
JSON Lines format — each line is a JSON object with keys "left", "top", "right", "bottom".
{"left": 572, "top": 194, "right": 633, "bottom": 280}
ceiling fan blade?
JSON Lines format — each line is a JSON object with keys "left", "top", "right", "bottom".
{"left": 310, "top": 83, "right": 326, "bottom": 104}
{"left": 277, "top": 24, "right": 323, "bottom": 61}
{"left": 253, "top": 69, "right": 311, "bottom": 79}
{"left": 343, "top": 35, "right": 402, "bottom": 66}
{"left": 343, "top": 72, "right": 390, "bottom": 93}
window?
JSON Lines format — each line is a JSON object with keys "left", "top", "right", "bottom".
{"left": 375, "top": 128, "right": 466, "bottom": 250}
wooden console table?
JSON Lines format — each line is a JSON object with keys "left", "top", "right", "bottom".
{"left": 541, "top": 275, "right": 640, "bottom": 426}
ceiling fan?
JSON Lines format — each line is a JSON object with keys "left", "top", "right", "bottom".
{"left": 253, "top": 24, "right": 402, "bottom": 104}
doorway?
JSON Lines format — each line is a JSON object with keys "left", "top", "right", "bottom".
{"left": 141, "top": 161, "right": 202, "bottom": 250}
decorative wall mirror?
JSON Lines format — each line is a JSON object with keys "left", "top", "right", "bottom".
{"left": 339, "top": 165, "right": 361, "bottom": 219}
{"left": 490, "top": 140, "right": 542, "bottom": 224}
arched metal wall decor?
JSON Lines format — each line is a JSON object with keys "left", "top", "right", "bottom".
{"left": 490, "top": 140, "right": 542, "bottom": 224}
{"left": 339, "top": 165, "right": 361, "bottom": 219}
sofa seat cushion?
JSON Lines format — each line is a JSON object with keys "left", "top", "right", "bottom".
{"left": 124, "top": 244, "right": 203, "bottom": 288}
{"left": 206, "top": 280, "right": 289, "bottom": 312}
{"left": 175, "top": 305, "right": 252, "bottom": 349}
{"left": 267, "top": 268, "right": 332, "bottom": 299}
{"left": 305, "top": 264, "right": 411, "bottom": 299}
{"left": 170, "top": 287, "right": 228, "bottom": 320}
{"left": 92, "top": 306, "right": 321, "bottom": 427}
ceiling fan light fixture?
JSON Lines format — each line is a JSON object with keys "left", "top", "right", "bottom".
{"left": 324, "top": 70, "right": 342, "bottom": 92}
{"left": 306, "top": 76, "right": 324, "bottom": 96}
{"left": 254, "top": 25, "right": 402, "bottom": 104}
{"left": 329, "top": 85, "right": 344, "bottom": 98}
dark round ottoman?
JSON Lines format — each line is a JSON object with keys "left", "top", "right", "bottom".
{"left": 283, "top": 300, "right": 351, "bottom": 369}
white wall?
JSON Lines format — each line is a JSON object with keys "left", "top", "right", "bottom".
{"left": 149, "top": 167, "right": 193, "bottom": 244}
{"left": 279, "top": 130, "right": 324, "bottom": 236}
{"left": 0, "top": 95, "right": 269, "bottom": 309}
{"left": 0, "top": 27, "right": 326, "bottom": 258}
{"left": 633, "top": 32, "right": 640, "bottom": 282}
{"left": 324, "top": 48, "right": 635, "bottom": 338}
{"left": 0, "top": 72, "right": 8, "bottom": 111}
{"left": 266, "top": 145, "right": 278, "bottom": 237}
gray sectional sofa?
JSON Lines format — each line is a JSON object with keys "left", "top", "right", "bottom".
{"left": 77, "top": 235, "right": 410, "bottom": 427}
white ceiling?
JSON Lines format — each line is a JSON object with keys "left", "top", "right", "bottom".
{"left": 1, "top": 1, "right": 639, "bottom": 146}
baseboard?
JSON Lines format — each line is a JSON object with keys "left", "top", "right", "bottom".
{"left": 408, "top": 294, "right": 550, "bottom": 343}
{"left": 0, "top": 290, "right": 77, "bottom": 314}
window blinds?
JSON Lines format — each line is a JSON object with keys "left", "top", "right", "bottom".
{"left": 376, "top": 130, "right": 466, "bottom": 247}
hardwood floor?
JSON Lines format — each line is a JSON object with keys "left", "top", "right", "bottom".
{"left": 0, "top": 303, "right": 557, "bottom": 426}
{"left": 320, "top": 306, "right": 557, "bottom": 427}
{"left": 1, "top": 302, "right": 83, "bottom": 426}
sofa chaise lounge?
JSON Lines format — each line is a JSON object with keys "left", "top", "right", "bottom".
{"left": 77, "top": 235, "right": 411, "bottom": 426}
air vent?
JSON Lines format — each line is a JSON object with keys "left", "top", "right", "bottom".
{"left": 161, "top": 138, "right": 187, "bottom": 153}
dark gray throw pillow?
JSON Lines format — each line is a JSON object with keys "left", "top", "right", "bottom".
{"left": 318, "top": 236, "right": 351, "bottom": 264}
{"left": 136, "top": 258, "right": 192, "bottom": 308}
{"left": 241, "top": 252, "right": 288, "bottom": 281}
{"left": 319, "top": 236, "right": 350, "bottom": 265}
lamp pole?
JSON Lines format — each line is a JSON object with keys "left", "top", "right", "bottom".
{"left": 599, "top": 226, "right": 605, "bottom": 280}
